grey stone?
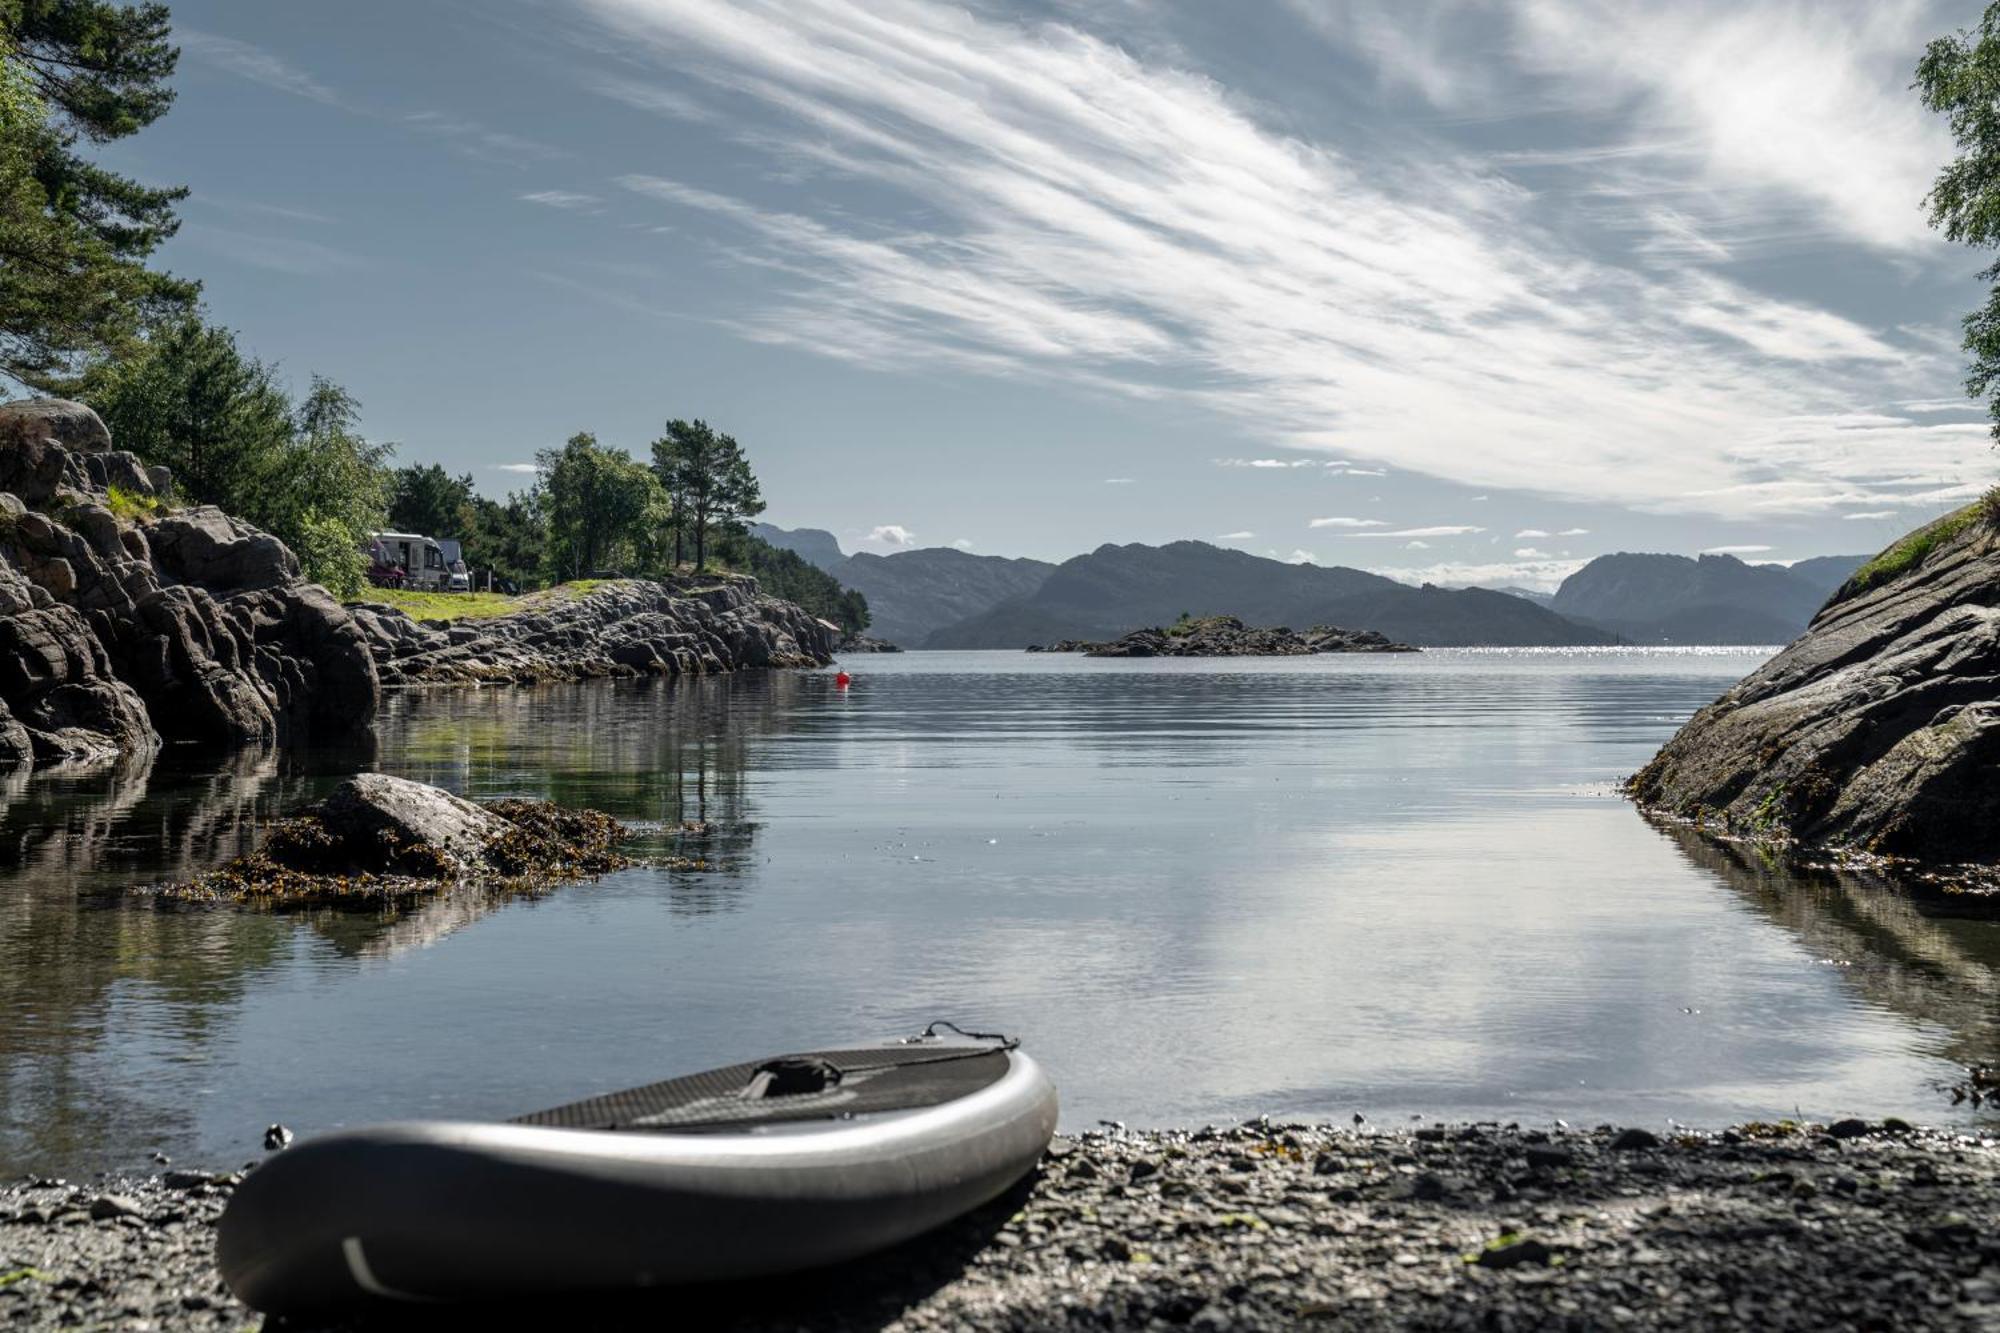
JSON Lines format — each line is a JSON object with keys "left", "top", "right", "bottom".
{"left": 314, "top": 774, "right": 513, "bottom": 874}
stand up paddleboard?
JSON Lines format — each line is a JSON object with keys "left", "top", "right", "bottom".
{"left": 218, "top": 1026, "right": 1057, "bottom": 1312}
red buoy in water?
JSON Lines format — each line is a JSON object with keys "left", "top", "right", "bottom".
{"left": 835, "top": 670, "right": 852, "bottom": 688}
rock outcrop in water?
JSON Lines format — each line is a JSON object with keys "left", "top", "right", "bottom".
{"left": 1631, "top": 504, "right": 2000, "bottom": 868}
{"left": 346, "top": 577, "right": 835, "bottom": 685}
{"left": 1028, "top": 615, "right": 1415, "bottom": 657}
{"left": 162, "top": 773, "right": 631, "bottom": 904}
{"left": 0, "top": 399, "right": 378, "bottom": 771}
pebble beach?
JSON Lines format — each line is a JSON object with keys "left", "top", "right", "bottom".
{"left": 6, "top": 1117, "right": 1999, "bottom": 1331}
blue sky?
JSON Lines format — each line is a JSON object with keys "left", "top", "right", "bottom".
{"left": 98, "top": 0, "right": 1995, "bottom": 586}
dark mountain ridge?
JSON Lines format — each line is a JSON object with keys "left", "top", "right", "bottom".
{"left": 927, "top": 541, "right": 1611, "bottom": 648}
{"left": 1552, "top": 551, "right": 1867, "bottom": 646}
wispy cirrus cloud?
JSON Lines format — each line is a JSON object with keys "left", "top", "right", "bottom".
{"left": 521, "top": 190, "right": 604, "bottom": 211}
{"left": 178, "top": 30, "right": 341, "bottom": 104}
{"left": 1309, "top": 516, "right": 1388, "bottom": 529}
{"left": 579, "top": 0, "right": 1982, "bottom": 520}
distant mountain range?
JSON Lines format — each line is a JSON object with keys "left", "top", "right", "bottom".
{"left": 1549, "top": 551, "right": 1866, "bottom": 646}
{"left": 753, "top": 524, "right": 1871, "bottom": 650}
{"left": 751, "top": 524, "right": 1055, "bottom": 646}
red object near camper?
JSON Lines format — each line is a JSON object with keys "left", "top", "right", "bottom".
{"left": 836, "top": 671, "right": 852, "bottom": 688}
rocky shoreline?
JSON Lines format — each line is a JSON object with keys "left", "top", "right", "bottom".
{"left": 0, "top": 399, "right": 377, "bottom": 772}
{"left": 1029, "top": 616, "right": 1415, "bottom": 657}
{"left": 346, "top": 577, "right": 835, "bottom": 686}
{"left": 5, "top": 1118, "right": 1998, "bottom": 1330}
{"left": 1630, "top": 503, "right": 2000, "bottom": 876}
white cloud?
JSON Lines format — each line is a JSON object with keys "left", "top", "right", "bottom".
{"left": 492, "top": 462, "right": 541, "bottom": 473}
{"left": 866, "top": 524, "right": 917, "bottom": 547}
{"left": 1103, "top": 477, "right": 1136, "bottom": 484}
{"left": 179, "top": 31, "right": 340, "bottom": 104}
{"left": 1309, "top": 516, "right": 1388, "bottom": 529}
{"left": 1218, "top": 530, "right": 1255, "bottom": 540}
{"left": 1287, "top": 549, "right": 1318, "bottom": 564}
{"left": 408, "top": 112, "right": 564, "bottom": 164}
{"left": 1515, "top": 546, "right": 1552, "bottom": 558}
{"left": 1215, "top": 458, "right": 1315, "bottom": 469}
{"left": 521, "top": 190, "right": 603, "bottom": 210}
{"left": 1506, "top": 1, "right": 1949, "bottom": 254}
{"left": 1515, "top": 528, "right": 1551, "bottom": 538}
{"left": 1557, "top": 527, "right": 1590, "bottom": 536}
{"left": 1702, "top": 544, "right": 1775, "bottom": 555}
{"left": 1843, "top": 510, "right": 1896, "bottom": 520}
{"left": 949, "top": 537, "right": 975, "bottom": 550}
{"left": 1387, "top": 555, "right": 1590, "bottom": 593}
{"left": 1349, "top": 525, "right": 1486, "bottom": 539}
{"left": 1405, "top": 540, "right": 1431, "bottom": 550}
{"left": 585, "top": 0, "right": 1980, "bottom": 518}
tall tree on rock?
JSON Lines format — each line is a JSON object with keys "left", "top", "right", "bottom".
{"left": 538, "top": 432, "right": 663, "bottom": 582}
{"left": 0, "top": 0, "right": 195, "bottom": 387}
{"left": 653, "top": 418, "right": 764, "bottom": 571}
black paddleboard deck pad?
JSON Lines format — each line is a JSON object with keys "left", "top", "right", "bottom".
{"left": 217, "top": 1031, "right": 1057, "bottom": 1312}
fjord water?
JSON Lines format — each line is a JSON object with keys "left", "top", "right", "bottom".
{"left": 4, "top": 649, "right": 1997, "bottom": 1175}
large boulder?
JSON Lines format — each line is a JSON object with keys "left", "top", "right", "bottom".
{"left": 1631, "top": 506, "right": 2000, "bottom": 865}
{"left": 0, "top": 397, "right": 112, "bottom": 454}
{"left": 315, "top": 774, "right": 514, "bottom": 875}
{"left": 151, "top": 507, "right": 299, "bottom": 591}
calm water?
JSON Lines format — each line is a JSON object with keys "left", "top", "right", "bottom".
{"left": 4, "top": 648, "right": 1998, "bottom": 1176}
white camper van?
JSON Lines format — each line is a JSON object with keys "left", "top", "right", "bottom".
{"left": 369, "top": 532, "right": 450, "bottom": 591}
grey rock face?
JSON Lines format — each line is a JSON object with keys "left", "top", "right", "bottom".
{"left": 316, "top": 774, "right": 514, "bottom": 875}
{"left": 347, "top": 576, "right": 836, "bottom": 686}
{"left": 1631, "top": 509, "right": 2000, "bottom": 865}
{"left": 0, "top": 399, "right": 380, "bottom": 771}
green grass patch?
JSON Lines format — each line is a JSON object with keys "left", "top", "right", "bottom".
{"left": 104, "top": 485, "right": 171, "bottom": 524}
{"left": 361, "top": 579, "right": 632, "bottom": 623}
{"left": 1849, "top": 501, "right": 1987, "bottom": 592}
{"left": 0, "top": 1269, "right": 48, "bottom": 1288}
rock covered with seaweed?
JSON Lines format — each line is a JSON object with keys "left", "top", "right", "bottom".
{"left": 1631, "top": 502, "right": 2000, "bottom": 870}
{"left": 0, "top": 398, "right": 378, "bottom": 771}
{"left": 159, "top": 772, "right": 631, "bottom": 905}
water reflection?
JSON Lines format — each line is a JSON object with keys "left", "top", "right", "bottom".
{"left": 7, "top": 651, "right": 2000, "bottom": 1176}
{"left": 1648, "top": 815, "right": 2000, "bottom": 1110}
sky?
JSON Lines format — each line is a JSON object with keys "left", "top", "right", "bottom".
{"left": 94, "top": 0, "right": 2000, "bottom": 588}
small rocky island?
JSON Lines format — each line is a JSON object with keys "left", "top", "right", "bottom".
{"left": 1631, "top": 502, "right": 2000, "bottom": 875}
{"left": 1029, "top": 615, "right": 1415, "bottom": 657}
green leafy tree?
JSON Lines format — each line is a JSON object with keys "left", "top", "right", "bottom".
{"left": 75, "top": 311, "right": 291, "bottom": 512}
{"left": 264, "top": 376, "right": 393, "bottom": 598}
{"left": 388, "top": 463, "right": 475, "bottom": 539}
{"left": 0, "top": 0, "right": 195, "bottom": 387}
{"left": 1920, "top": 7, "right": 2000, "bottom": 439}
{"left": 537, "top": 432, "right": 662, "bottom": 582}
{"left": 76, "top": 317, "right": 392, "bottom": 596}
{"left": 653, "top": 418, "right": 764, "bottom": 570}
{"left": 466, "top": 488, "right": 544, "bottom": 591}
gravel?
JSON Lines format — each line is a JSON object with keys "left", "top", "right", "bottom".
{"left": 6, "top": 1119, "right": 2000, "bottom": 1330}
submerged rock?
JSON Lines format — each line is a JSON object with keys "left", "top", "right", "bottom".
{"left": 1031, "top": 615, "right": 1416, "bottom": 657}
{"left": 837, "top": 631, "right": 903, "bottom": 653}
{"left": 0, "top": 398, "right": 379, "bottom": 771}
{"left": 1631, "top": 504, "right": 2000, "bottom": 868}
